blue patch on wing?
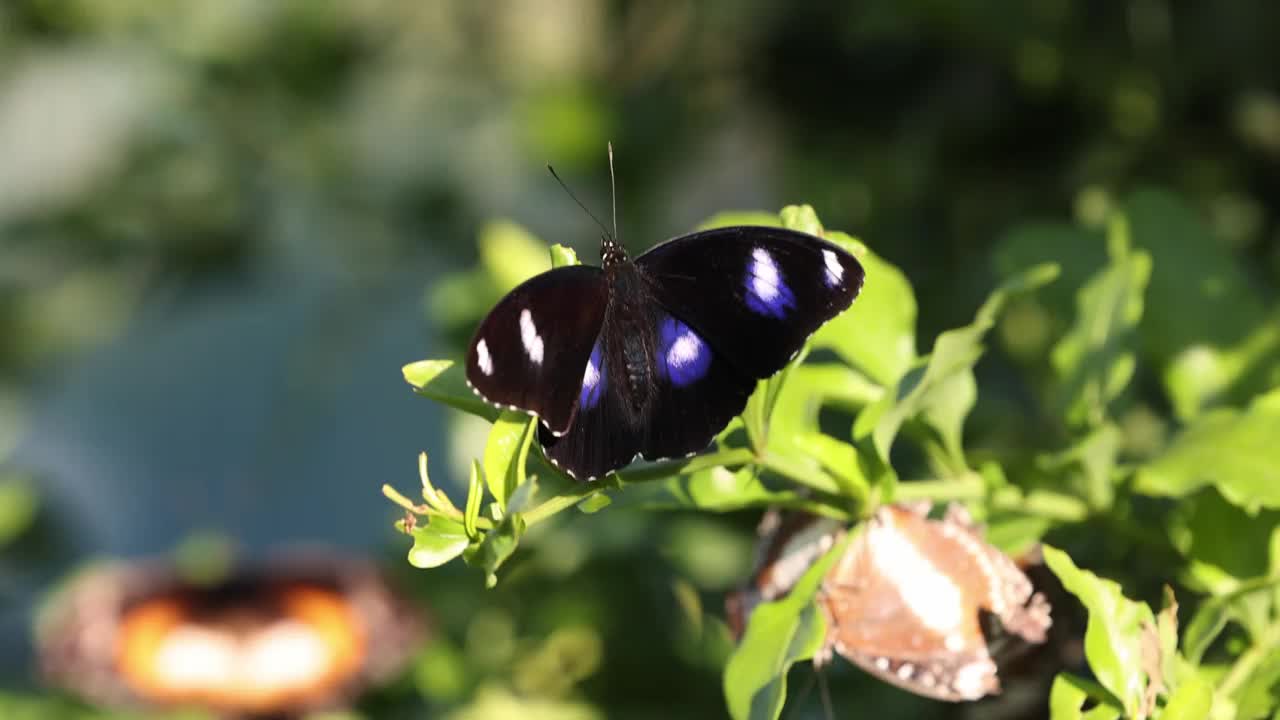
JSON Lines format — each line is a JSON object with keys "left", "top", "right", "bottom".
{"left": 579, "top": 341, "right": 605, "bottom": 410}
{"left": 744, "top": 247, "right": 796, "bottom": 318}
{"left": 658, "top": 316, "right": 712, "bottom": 387}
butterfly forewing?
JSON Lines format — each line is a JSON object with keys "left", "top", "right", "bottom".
{"left": 636, "top": 226, "right": 864, "bottom": 380}
{"left": 465, "top": 266, "right": 609, "bottom": 435}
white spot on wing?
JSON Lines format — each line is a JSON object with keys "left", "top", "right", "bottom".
{"left": 476, "top": 339, "right": 494, "bottom": 375}
{"left": 867, "top": 509, "right": 965, "bottom": 635}
{"left": 667, "top": 329, "right": 703, "bottom": 368}
{"left": 750, "top": 248, "right": 781, "bottom": 302}
{"left": 583, "top": 353, "right": 599, "bottom": 389}
{"left": 519, "top": 309, "right": 544, "bottom": 364}
{"left": 823, "top": 249, "right": 844, "bottom": 285}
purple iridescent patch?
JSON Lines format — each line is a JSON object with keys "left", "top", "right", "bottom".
{"left": 579, "top": 342, "right": 604, "bottom": 409}
{"left": 659, "top": 316, "right": 711, "bottom": 387}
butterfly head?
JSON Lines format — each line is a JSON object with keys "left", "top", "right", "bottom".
{"left": 601, "top": 234, "right": 629, "bottom": 269}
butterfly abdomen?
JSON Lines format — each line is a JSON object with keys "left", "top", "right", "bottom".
{"left": 603, "top": 263, "right": 661, "bottom": 422}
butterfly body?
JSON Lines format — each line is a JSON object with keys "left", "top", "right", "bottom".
{"left": 466, "top": 225, "right": 864, "bottom": 480}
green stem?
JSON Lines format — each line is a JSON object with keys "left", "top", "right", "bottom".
{"left": 892, "top": 475, "right": 1092, "bottom": 523}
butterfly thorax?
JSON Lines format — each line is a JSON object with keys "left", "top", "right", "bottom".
{"left": 603, "top": 261, "right": 657, "bottom": 420}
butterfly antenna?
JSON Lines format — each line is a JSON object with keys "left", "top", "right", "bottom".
{"left": 547, "top": 163, "right": 613, "bottom": 242}
{"left": 607, "top": 141, "right": 618, "bottom": 242}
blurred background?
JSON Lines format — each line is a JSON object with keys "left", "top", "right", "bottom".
{"left": 0, "top": 1, "right": 1277, "bottom": 718}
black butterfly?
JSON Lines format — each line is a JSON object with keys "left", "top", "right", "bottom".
{"left": 465, "top": 191, "right": 863, "bottom": 481}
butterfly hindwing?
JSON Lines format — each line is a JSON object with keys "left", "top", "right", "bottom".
{"left": 465, "top": 265, "right": 609, "bottom": 435}
{"left": 639, "top": 311, "right": 756, "bottom": 462}
{"left": 538, "top": 329, "right": 645, "bottom": 480}
{"left": 636, "top": 226, "right": 864, "bottom": 379}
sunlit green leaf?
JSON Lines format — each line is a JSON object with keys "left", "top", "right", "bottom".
{"left": 403, "top": 360, "right": 499, "bottom": 422}
{"left": 792, "top": 432, "right": 868, "bottom": 501}
{"left": 778, "top": 204, "right": 823, "bottom": 236}
{"left": 1043, "top": 546, "right": 1153, "bottom": 719}
{"left": 1050, "top": 673, "right": 1122, "bottom": 720}
{"left": 1167, "top": 488, "right": 1279, "bottom": 597}
{"left": 507, "top": 475, "right": 540, "bottom": 515}
{"left": 464, "top": 512, "right": 526, "bottom": 588}
{"left": 464, "top": 460, "right": 484, "bottom": 539}
{"left": 407, "top": 516, "right": 471, "bottom": 569}
{"left": 723, "top": 533, "right": 849, "bottom": 720}
{"left": 1161, "top": 676, "right": 1214, "bottom": 720}
{"left": 483, "top": 412, "right": 536, "bottom": 508}
{"left": 577, "top": 492, "right": 611, "bottom": 514}
{"left": 916, "top": 368, "right": 977, "bottom": 473}
{"left": 1135, "top": 390, "right": 1280, "bottom": 510}
{"left": 550, "top": 243, "right": 580, "bottom": 268}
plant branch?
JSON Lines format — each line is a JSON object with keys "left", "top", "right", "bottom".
{"left": 383, "top": 484, "right": 494, "bottom": 531}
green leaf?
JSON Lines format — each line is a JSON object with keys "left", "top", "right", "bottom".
{"left": 916, "top": 368, "right": 977, "bottom": 473}
{"left": 507, "top": 475, "right": 540, "bottom": 514}
{"left": 1162, "top": 676, "right": 1214, "bottom": 720}
{"left": 407, "top": 516, "right": 471, "bottom": 569}
{"left": 854, "top": 263, "right": 1058, "bottom": 488}
{"left": 576, "top": 493, "right": 611, "bottom": 514}
{"left": 464, "top": 512, "right": 526, "bottom": 588}
{"left": 1123, "top": 189, "right": 1279, "bottom": 420}
{"left": 1183, "top": 577, "right": 1280, "bottom": 666}
{"left": 1135, "top": 389, "right": 1280, "bottom": 510}
{"left": 1051, "top": 216, "right": 1151, "bottom": 428}
{"left": 723, "top": 532, "right": 849, "bottom": 720}
{"left": 778, "top": 204, "right": 823, "bottom": 236}
{"left": 464, "top": 460, "right": 484, "bottom": 539}
{"left": 1043, "top": 546, "right": 1154, "bottom": 719}
{"left": 1167, "top": 488, "right": 1279, "bottom": 597}
{"left": 1050, "top": 674, "right": 1122, "bottom": 720}
{"left": 483, "top": 412, "right": 536, "bottom": 508}
{"left": 1233, "top": 644, "right": 1280, "bottom": 720}
{"left": 994, "top": 223, "right": 1108, "bottom": 333}
{"left": 403, "top": 360, "right": 499, "bottom": 422}
{"left": 697, "top": 210, "right": 785, "bottom": 230}
{"left": 792, "top": 432, "right": 869, "bottom": 501}
{"left": 549, "top": 243, "right": 579, "bottom": 268}
{"left": 813, "top": 231, "right": 917, "bottom": 387}
{"left": 1039, "top": 423, "right": 1122, "bottom": 511}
